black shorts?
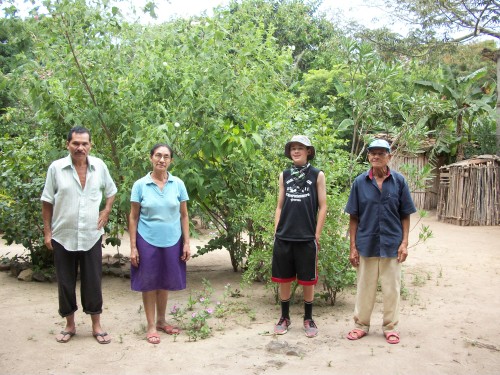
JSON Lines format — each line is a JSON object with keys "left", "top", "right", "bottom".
{"left": 271, "top": 237, "right": 318, "bottom": 285}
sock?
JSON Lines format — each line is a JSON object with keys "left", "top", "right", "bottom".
{"left": 280, "top": 298, "right": 290, "bottom": 319}
{"left": 304, "top": 300, "right": 313, "bottom": 321}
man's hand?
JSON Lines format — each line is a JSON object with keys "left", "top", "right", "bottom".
{"left": 97, "top": 209, "right": 111, "bottom": 230}
{"left": 44, "top": 233, "right": 53, "bottom": 251}
{"left": 349, "top": 246, "right": 360, "bottom": 267}
{"left": 397, "top": 242, "right": 408, "bottom": 263}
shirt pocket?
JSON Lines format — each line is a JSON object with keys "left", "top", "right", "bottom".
{"left": 383, "top": 193, "right": 400, "bottom": 210}
{"left": 87, "top": 186, "right": 103, "bottom": 201}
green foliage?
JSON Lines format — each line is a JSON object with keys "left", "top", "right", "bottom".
{"left": 4, "top": 0, "right": 295, "bottom": 271}
{"left": 227, "top": 0, "right": 338, "bottom": 72}
{"left": 142, "top": 12, "right": 293, "bottom": 271}
{"left": 0, "top": 17, "right": 34, "bottom": 116}
{"left": 384, "top": 0, "right": 500, "bottom": 41}
{"left": 415, "top": 65, "right": 496, "bottom": 160}
{"left": 409, "top": 210, "right": 433, "bottom": 249}
{"left": 399, "top": 162, "right": 434, "bottom": 192}
{"left": 241, "top": 192, "right": 276, "bottom": 286}
{"left": 0, "top": 134, "right": 55, "bottom": 269}
{"left": 299, "top": 37, "right": 424, "bottom": 163}
{"left": 169, "top": 279, "right": 216, "bottom": 341}
{"left": 315, "top": 192, "right": 354, "bottom": 305}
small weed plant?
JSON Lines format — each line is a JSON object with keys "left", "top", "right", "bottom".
{"left": 170, "top": 279, "right": 236, "bottom": 341}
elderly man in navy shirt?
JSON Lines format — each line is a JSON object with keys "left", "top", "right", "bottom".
{"left": 345, "top": 139, "right": 416, "bottom": 344}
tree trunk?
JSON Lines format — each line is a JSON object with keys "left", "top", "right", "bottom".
{"left": 456, "top": 111, "right": 465, "bottom": 161}
{"left": 496, "top": 51, "right": 500, "bottom": 156}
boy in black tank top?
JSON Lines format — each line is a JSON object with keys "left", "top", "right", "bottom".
{"left": 271, "top": 135, "right": 327, "bottom": 338}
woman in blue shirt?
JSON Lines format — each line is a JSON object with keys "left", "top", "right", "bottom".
{"left": 129, "top": 143, "right": 191, "bottom": 344}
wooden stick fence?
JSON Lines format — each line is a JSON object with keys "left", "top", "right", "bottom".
{"left": 437, "top": 156, "right": 500, "bottom": 226}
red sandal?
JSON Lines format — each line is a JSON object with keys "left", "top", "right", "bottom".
{"left": 384, "top": 331, "right": 400, "bottom": 344}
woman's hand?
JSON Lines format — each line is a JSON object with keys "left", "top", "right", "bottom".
{"left": 130, "top": 248, "right": 139, "bottom": 267}
{"left": 181, "top": 243, "right": 191, "bottom": 262}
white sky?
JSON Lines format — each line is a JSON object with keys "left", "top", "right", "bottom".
{"left": 135, "top": 0, "right": 406, "bottom": 32}
{"left": 3, "top": 0, "right": 407, "bottom": 34}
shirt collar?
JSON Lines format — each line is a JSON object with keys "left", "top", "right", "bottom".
{"left": 145, "top": 172, "right": 173, "bottom": 184}
{"left": 62, "top": 154, "right": 95, "bottom": 171}
{"left": 367, "top": 166, "right": 391, "bottom": 180}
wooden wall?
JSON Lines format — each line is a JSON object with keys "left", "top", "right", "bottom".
{"left": 437, "top": 158, "right": 500, "bottom": 226}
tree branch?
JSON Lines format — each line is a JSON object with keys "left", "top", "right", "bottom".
{"left": 60, "top": 14, "right": 121, "bottom": 171}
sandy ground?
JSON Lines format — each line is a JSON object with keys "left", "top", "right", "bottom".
{"left": 0, "top": 212, "right": 499, "bottom": 375}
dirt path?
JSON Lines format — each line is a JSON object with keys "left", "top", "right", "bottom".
{"left": 0, "top": 212, "right": 499, "bottom": 375}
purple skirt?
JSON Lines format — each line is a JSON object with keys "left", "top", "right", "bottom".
{"left": 130, "top": 232, "right": 186, "bottom": 292}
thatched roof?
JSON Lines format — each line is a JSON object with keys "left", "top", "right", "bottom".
{"left": 440, "top": 155, "right": 500, "bottom": 169}
{"left": 369, "top": 134, "right": 436, "bottom": 153}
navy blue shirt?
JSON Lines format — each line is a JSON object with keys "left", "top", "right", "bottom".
{"left": 345, "top": 168, "right": 416, "bottom": 258}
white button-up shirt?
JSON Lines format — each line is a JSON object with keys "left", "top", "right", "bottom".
{"left": 41, "top": 154, "right": 117, "bottom": 251}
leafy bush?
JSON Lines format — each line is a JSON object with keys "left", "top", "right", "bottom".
{"left": 241, "top": 193, "right": 276, "bottom": 287}
{"left": 0, "top": 134, "right": 57, "bottom": 270}
{"left": 316, "top": 191, "right": 355, "bottom": 305}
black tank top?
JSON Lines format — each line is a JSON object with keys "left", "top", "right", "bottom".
{"left": 275, "top": 166, "right": 320, "bottom": 241}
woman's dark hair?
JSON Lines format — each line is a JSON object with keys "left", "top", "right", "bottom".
{"left": 150, "top": 143, "right": 174, "bottom": 158}
{"left": 67, "top": 126, "right": 91, "bottom": 142}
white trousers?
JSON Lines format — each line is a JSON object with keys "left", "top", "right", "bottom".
{"left": 353, "top": 256, "right": 401, "bottom": 333}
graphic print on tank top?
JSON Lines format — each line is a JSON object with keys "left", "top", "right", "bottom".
{"left": 285, "top": 164, "right": 313, "bottom": 202}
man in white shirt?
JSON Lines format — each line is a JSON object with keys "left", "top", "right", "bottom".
{"left": 41, "top": 126, "right": 117, "bottom": 344}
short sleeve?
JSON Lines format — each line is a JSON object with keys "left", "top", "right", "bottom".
{"left": 178, "top": 179, "right": 189, "bottom": 202}
{"left": 40, "top": 163, "right": 56, "bottom": 204}
{"left": 344, "top": 179, "right": 359, "bottom": 216}
{"left": 130, "top": 180, "right": 142, "bottom": 203}
{"left": 398, "top": 176, "right": 417, "bottom": 216}
{"left": 101, "top": 161, "right": 117, "bottom": 198}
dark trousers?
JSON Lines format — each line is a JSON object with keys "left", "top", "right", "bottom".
{"left": 53, "top": 238, "right": 103, "bottom": 317}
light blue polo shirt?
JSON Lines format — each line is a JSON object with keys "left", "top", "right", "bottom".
{"left": 131, "top": 172, "right": 189, "bottom": 247}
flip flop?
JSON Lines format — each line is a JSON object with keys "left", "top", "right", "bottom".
{"left": 384, "top": 331, "right": 400, "bottom": 344}
{"left": 346, "top": 329, "right": 367, "bottom": 340}
{"left": 146, "top": 332, "right": 161, "bottom": 344}
{"left": 55, "top": 330, "right": 76, "bottom": 343}
{"left": 156, "top": 325, "right": 180, "bottom": 335}
{"left": 93, "top": 332, "right": 111, "bottom": 344}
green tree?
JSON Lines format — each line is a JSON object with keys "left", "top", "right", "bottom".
{"left": 226, "top": 0, "right": 338, "bottom": 73}
{"left": 0, "top": 17, "right": 34, "bottom": 125}
{"left": 3, "top": 0, "right": 295, "bottom": 272}
{"left": 0, "top": 135, "right": 56, "bottom": 271}
{"left": 299, "top": 37, "right": 432, "bottom": 177}
{"left": 415, "top": 65, "right": 496, "bottom": 160}
{"left": 382, "top": 0, "right": 500, "bottom": 155}
{"left": 386, "top": 0, "right": 499, "bottom": 41}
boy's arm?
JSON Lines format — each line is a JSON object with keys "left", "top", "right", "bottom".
{"left": 315, "top": 171, "right": 327, "bottom": 245}
{"left": 274, "top": 172, "right": 285, "bottom": 233}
